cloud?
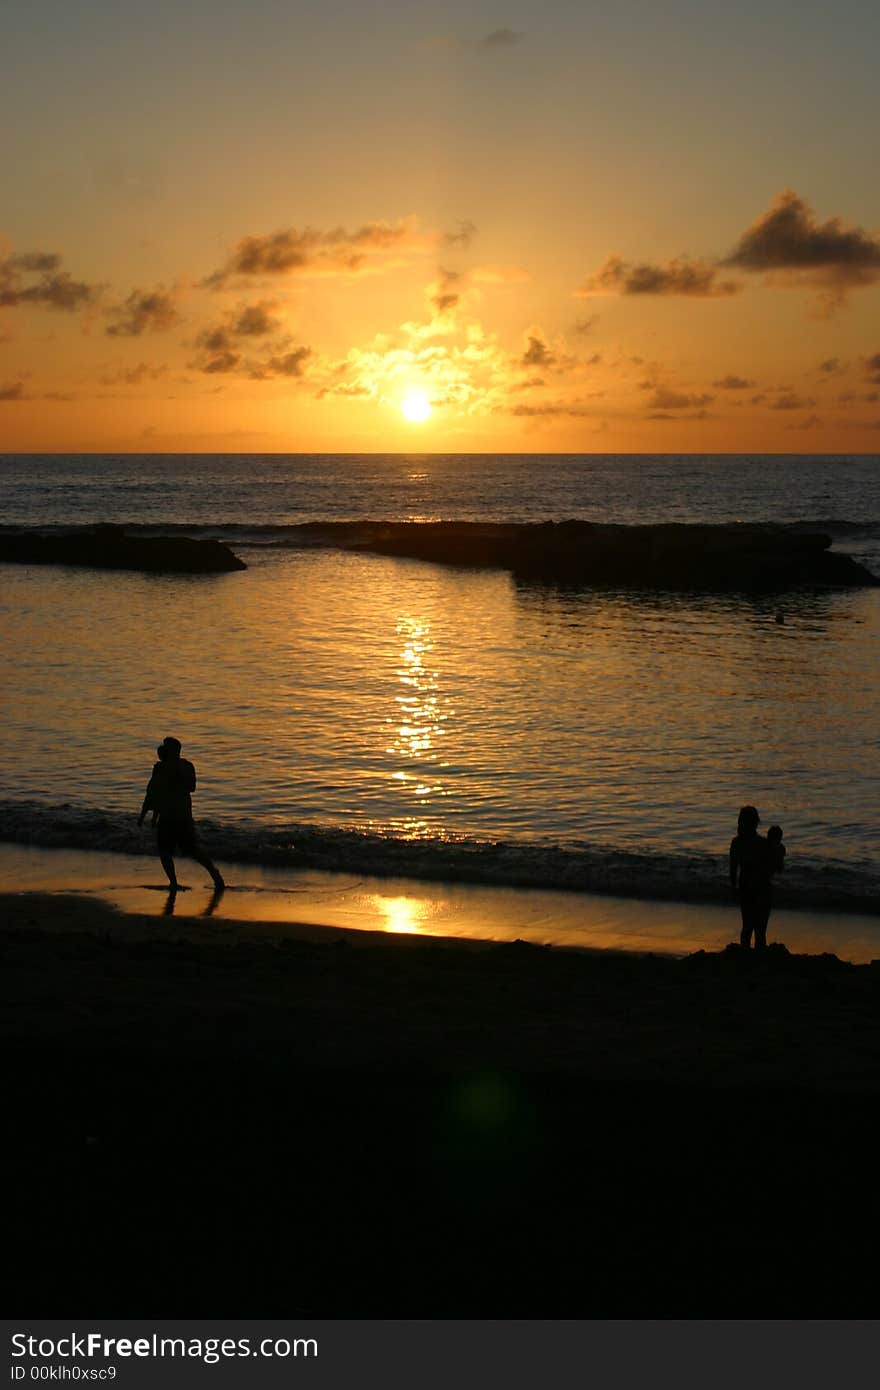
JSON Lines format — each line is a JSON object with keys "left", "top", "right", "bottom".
{"left": 769, "top": 392, "right": 816, "bottom": 411}
{"left": 99, "top": 362, "right": 168, "bottom": 386}
{"left": 199, "top": 349, "right": 240, "bottom": 374}
{"left": 428, "top": 269, "right": 463, "bottom": 316}
{"left": 106, "top": 287, "right": 179, "bottom": 337}
{"left": 0, "top": 381, "right": 24, "bottom": 399}
{"left": 192, "top": 301, "right": 291, "bottom": 375}
{"left": 580, "top": 255, "right": 740, "bottom": 298}
{"left": 475, "top": 28, "right": 525, "bottom": 50}
{"left": 507, "top": 401, "right": 593, "bottom": 418}
{"left": 0, "top": 251, "right": 99, "bottom": 312}
{"left": 231, "top": 301, "right": 280, "bottom": 336}
{"left": 647, "top": 410, "right": 710, "bottom": 421}
{"left": 573, "top": 315, "right": 598, "bottom": 335}
{"left": 206, "top": 217, "right": 429, "bottom": 286}
{"left": 443, "top": 221, "right": 477, "bottom": 249}
{"left": 818, "top": 357, "right": 842, "bottom": 374}
{"left": 712, "top": 374, "right": 756, "bottom": 390}
{"left": 251, "top": 347, "right": 312, "bottom": 379}
{"left": 724, "top": 191, "right": 880, "bottom": 279}
{"left": 865, "top": 352, "right": 880, "bottom": 384}
{"left": 723, "top": 191, "right": 880, "bottom": 307}
{"left": 521, "top": 331, "right": 555, "bottom": 369}
{"left": 647, "top": 388, "right": 714, "bottom": 410}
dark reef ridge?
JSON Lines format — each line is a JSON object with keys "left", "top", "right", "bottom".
{"left": 0, "top": 523, "right": 247, "bottom": 574}
{"left": 334, "top": 519, "right": 878, "bottom": 590}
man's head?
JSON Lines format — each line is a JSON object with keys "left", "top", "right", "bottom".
{"left": 159, "top": 736, "right": 182, "bottom": 759}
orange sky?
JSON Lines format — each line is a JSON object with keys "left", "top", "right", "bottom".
{"left": 2, "top": 1, "right": 879, "bottom": 452}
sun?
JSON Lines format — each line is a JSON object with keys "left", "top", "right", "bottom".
{"left": 401, "top": 388, "right": 432, "bottom": 423}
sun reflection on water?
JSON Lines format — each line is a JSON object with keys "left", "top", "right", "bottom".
{"left": 384, "top": 617, "right": 449, "bottom": 823}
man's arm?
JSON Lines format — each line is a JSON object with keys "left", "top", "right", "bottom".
{"left": 138, "top": 765, "right": 160, "bottom": 826}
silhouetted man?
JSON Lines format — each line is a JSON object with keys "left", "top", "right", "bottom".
{"left": 138, "top": 736, "right": 225, "bottom": 894}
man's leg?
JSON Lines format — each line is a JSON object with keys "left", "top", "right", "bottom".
{"left": 191, "top": 847, "right": 224, "bottom": 889}
{"left": 739, "top": 901, "right": 753, "bottom": 949}
{"left": 185, "top": 830, "right": 224, "bottom": 889}
{"left": 160, "top": 852, "right": 178, "bottom": 889}
{"left": 156, "top": 823, "right": 178, "bottom": 889}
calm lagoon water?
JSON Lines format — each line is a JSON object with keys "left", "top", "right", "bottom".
{"left": 1, "top": 452, "right": 879, "bottom": 873}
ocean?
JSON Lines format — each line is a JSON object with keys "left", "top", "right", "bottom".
{"left": 2, "top": 452, "right": 879, "bottom": 911}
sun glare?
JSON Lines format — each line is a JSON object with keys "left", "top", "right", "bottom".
{"left": 401, "top": 389, "right": 432, "bottom": 423}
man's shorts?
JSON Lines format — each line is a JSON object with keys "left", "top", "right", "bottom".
{"left": 156, "top": 818, "right": 198, "bottom": 854}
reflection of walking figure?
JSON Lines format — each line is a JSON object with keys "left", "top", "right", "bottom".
{"left": 138, "top": 737, "right": 225, "bottom": 894}
{"left": 729, "top": 806, "right": 784, "bottom": 950}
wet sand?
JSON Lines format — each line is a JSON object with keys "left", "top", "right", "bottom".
{"left": 4, "top": 841, "right": 880, "bottom": 959}
{"left": 5, "top": 844, "right": 880, "bottom": 1316}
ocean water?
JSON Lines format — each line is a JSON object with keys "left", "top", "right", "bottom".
{"left": 2, "top": 453, "right": 879, "bottom": 905}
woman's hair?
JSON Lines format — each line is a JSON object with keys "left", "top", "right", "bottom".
{"left": 737, "top": 805, "right": 760, "bottom": 834}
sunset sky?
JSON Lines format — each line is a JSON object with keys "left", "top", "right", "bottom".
{"left": 3, "top": 0, "right": 880, "bottom": 452}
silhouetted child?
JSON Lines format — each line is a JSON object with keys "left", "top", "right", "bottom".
{"left": 767, "top": 824, "right": 785, "bottom": 875}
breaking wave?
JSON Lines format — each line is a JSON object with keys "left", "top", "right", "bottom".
{"left": 2, "top": 798, "right": 879, "bottom": 917}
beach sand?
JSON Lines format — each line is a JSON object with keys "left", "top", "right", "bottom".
{"left": 4, "top": 876, "right": 880, "bottom": 1316}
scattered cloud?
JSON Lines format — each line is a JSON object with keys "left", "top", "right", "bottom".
{"left": 428, "top": 268, "right": 463, "bottom": 316}
{"left": 521, "top": 330, "right": 556, "bottom": 369}
{"left": 573, "top": 315, "right": 598, "bottom": 334}
{"left": 769, "top": 392, "right": 816, "bottom": 411}
{"left": 818, "top": 357, "right": 842, "bottom": 374}
{"left": 0, "top": 380, "right": 24, "bottom": 399}
{"left": 231, "top": 301, "right": 280, "bottom": 336}
{"left": 198, "top": 348, "right": 240, "bottom": 375}
{"left": 443, "top": 221, "right": 477, "bottom": 249}
{"left": 192, "top": 301, "right": 298, "bottom": 376}
{"left": 838, "top": 390, "right": 879, "bottom": 404}
{"left": 505, "top": 401, "right": 594, "bottom": 418}
{"left": 251, "top": 347, "right": 312, "bottom": 380}
{"left": 99, "top": 362, "right": 168, "bottom": 386}
{"left": 647, "top": 387, "right": 714, "bottom": 410}
{"left": 106, "top": 287, "right": 179, "bottom": 337}
{"left": 723, "top": 190, "right": 880, "bottom": 308}
{"left": 475, "top": 28, "right": 525, "bottom": 50}
{"left": 206, "top": 217, "right": 430, "bottom": 287}
{"left": 865, "top": 352, "right": 880, "bottom": 384}
{"left": 0, "top": 251, "right": 99, "bottom": 312}
{"left": 712, "top": 374, "right": 756, "bottom": 390}
{"left": 579, "top": 255, "right": 740, "bottom": 298}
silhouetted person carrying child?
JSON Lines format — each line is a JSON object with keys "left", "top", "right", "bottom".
{"left": 138, "top": 736, "right": 224, "bottom": 894}
{"left": 729, "top": 805, "right": 784, "bottom": 950}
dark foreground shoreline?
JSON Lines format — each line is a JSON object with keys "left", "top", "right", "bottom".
{"left": 4, "top": 892, "right": 880, "bottom": 1315}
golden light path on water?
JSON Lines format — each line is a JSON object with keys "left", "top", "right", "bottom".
{"left": 384, "top": 617, "right": 449, "bottom": 834}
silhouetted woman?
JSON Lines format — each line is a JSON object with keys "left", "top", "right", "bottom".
{"left": 729, "top": 805, "right": 778, "bottom": 950}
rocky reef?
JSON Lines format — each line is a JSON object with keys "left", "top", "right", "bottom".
{"left": 341, "top": 519, "right": 877, "bottom": 591}
{"left": 0, "top": 524, "right": 247, "bottom": 574}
